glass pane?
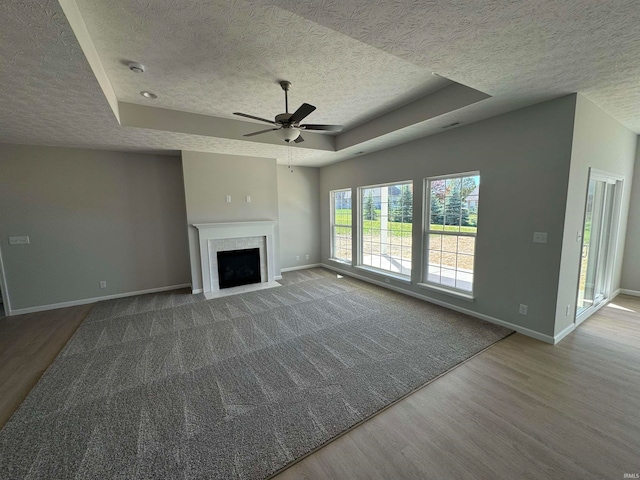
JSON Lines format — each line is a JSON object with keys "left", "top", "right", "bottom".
{"left": 429, "top": 234, "right": 442, "bottom": 250}
{"left": 457, "top": 236, "right": 475, "bottom": 255}
{"left": 440, "top": 268, "right": 456, "bottom": 287}
{"left": 456, "top": 269, "right": 473, "bottom": 291}
{"left": 578, "top": 180, "right": 604, "bottom": 314}
{"left": 427, "top": 266, "right": 441, "bottom": 284}
{"left": 441, "top": 235, "right": 458, "bottom": 253}
{"left": 428, "top": 250, "right": 442, "bottom": 266}
{"left": 361, "top": 182, "right": 412, "bottom": 276}
{"left": 446, "top": 177, "right": 461, "bottom": 191}
{"left": 456, "top": 254, "right": 474, "bottom": 273}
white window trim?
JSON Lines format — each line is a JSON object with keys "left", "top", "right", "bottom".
{"left": 330, "top": 188, "right": 353, "bottom": 265}
{"left": 357, "top": 180, "right": 413, "bottom": 278}
{"left": 422, "top": 171, "right": 480, "bottom": 298}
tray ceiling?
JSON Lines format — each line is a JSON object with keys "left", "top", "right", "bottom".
{"left": 74, "top": 0, "right": 445, "bottom": 129}
{"left": 1, "top": 0, "right": 639, "bottom": 166}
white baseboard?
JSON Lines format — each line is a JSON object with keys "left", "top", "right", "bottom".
{"left": 321, "top": 263, "right": 555, "bottom": 344}
{"left": 9, "top": 283, "right": 192, "bottom": 316}
{"left": 620, "top": 288, "right": 640, "bottom": 297}
{"left": 280, "top": 264, "right": 321, "bottom": 273}
{"left": 274, "top": 275, "right": 283, "bottom": 281}
{"left": 192, "top": 288, "right": 203, "bottom": 294}
{"left": 553, "top": 323, "right": 576, "bottom": 344}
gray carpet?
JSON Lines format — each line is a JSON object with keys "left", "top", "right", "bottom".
{"left": 0, "top": 268, "right": 512, "bottom": 479}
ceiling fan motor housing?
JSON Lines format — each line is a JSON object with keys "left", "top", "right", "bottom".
{"left": 275, "top": 113, "right": 293, "bottom": 125}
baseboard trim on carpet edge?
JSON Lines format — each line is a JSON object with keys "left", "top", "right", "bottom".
{"left": 280, "top": 264, "right": 321, "bottom": 273}
{"left": 321, "top": 263, "right": 555, "bottom": 344}
{"left": 8, "top": 283, "right": 192, "bottom": 316}
{"left": 620, "top": 288, "right": 640, "bottom": 297}
{"left": 267, "top": 331, "right": 516, "bottom": 479}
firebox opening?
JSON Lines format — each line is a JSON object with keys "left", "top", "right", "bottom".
{"left": 217, "top": 248, "right": 261, "bottom": 289}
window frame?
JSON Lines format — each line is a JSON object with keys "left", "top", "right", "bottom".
{"left": 421, "top": 171, "right": 480, "bottom": 298}
{"left": 357, "top": 180, "right": 414, "bottom": 278}
{"left": 330, "top": 188, "right": 353, "bottom": 264}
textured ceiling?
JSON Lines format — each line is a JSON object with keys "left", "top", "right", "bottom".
{"left": 1, "top": 0, "right": 639, "bottom": 167}
{"left": 257, "top": 0, "right": 640, "bottom": 132}
{"left": 74, "top": 0, "right": 445, "bottom": 129}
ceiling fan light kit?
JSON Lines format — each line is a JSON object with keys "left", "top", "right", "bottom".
{"left": 234, "top": 80, "right": 343, "bottom": 144}
{"left": 276, "top": 127, "right": 301, "bottom": 143}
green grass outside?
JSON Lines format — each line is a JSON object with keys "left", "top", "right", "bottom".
{"left": 335, "top": 209, "right": 477, "bottom": 237}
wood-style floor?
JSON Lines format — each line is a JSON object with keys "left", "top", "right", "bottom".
{"left": 0, "top": 303, "right": 94, "bottom": 428}
{"left": 0, "top": 296, "right": 638, "bottom": 479}
{"left": 274, "top": 295, "right": 640, "bottom": 479}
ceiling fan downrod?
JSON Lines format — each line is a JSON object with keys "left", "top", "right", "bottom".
{"left": 280, "top": 80, "right": 292, "bottom": 115}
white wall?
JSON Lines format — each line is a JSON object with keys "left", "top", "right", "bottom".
{"left": 555, "top": 95, "right": 638, "bottom": 335}
{"left": 0, "top": 145, "right": 191, "bottom": 312}
{"left": 320, "top": 96, "right": 577, "bottom": 339}
{"left": 621, "top": 148, "right": 640, "bottom": 293}
{"left": 181, "top": 151, "right": 280, "bottom": 291}
{"left": 277, "top": 166, "right": 321, "bottom": 269}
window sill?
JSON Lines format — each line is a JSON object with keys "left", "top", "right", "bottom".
{"left": 355, "top": 265, "right": 412, "bottom": 284}
{"left": 328, "top": 258, "right": 352, "bottom": 267}
{"left": 417, "top": 282, "right": 475, "bottom": 301}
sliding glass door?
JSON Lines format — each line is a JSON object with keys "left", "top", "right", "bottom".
{"left": 576, "top": 170, "right": 620, "bottom": 321}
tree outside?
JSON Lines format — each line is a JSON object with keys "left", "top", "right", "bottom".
{"left": 391, "top": 185, "right": 413, "bottom": 223}
{"left": 364, "top": 191, "right": 377, "bottom": 221}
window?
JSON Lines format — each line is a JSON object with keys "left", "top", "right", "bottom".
{"left": 424, "top": 173, "right": 479, "bottom": 293}
{"left": 359, "top": 181, "right": 413, "bottom": 276}
{"left": 330, "top": 189, "right": 352, "bottom": 263}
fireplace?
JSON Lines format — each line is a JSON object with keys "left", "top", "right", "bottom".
{"left": 217, "top": 248, "right": 261, "bottom": 289}
{"left": 193, "top": 221, "right": 277, "bottom": 296}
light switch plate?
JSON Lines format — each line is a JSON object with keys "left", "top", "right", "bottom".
{"left": 225, "top": 195, "right": 231, "bottom": 203}
{"left": 246, "top": 195, "right": 251, "bottom": 203}
{"left": 533, "top": 232, "right": 548, "bottom": 244}
{"left": 9, "top": 236, "right": 30, "bottom": 245}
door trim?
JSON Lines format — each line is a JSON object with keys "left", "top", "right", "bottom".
{"left": 574, "top": 168, "right": 624, "bottom": 325}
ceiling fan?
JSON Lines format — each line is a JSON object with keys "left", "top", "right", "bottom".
{"left": 234, "top": 81, "right": 343, "bottom": 143}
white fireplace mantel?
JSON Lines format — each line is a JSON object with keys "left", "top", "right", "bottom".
{"left": 193, "top": 221, "right": 276, "bottom": 294}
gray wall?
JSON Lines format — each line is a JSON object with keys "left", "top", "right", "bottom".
{"left": 621, "top": 148, "right": 640, "bottom": 292}
{"left": 554, "top": 95, "right": 638, "bottom": 335}
{"left": 181, "top": 151, "right": 280, "bottom": 291}
{"left": 320, "top": 95, "right": 577, "bottom": 338}
{"left": 277, "top": 166, "right": 321, "bottom": 269}
{"left": 0, "top": 144, "right": 191, "bottom": 311}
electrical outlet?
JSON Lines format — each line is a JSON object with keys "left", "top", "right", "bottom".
{"left": 246, "top": 195, "right": 251, "bottom": 203}
{"left": 225, "top": 195, "right": 231, "bottom": 203}
{"left": 305, "top": 254, "right": 309, "bottom": 260}
{"left": 519, "top": 304, "right": 528, "bottom": 315}
{"left": 99, "top": 281, "right": 107, "bottom": 289}
{"left": 533, "top": 232, "right": 548, "bottom": 244}
{"left": 565, "top": 304, "right": 571, "bottom": 316}
{"left": 295, "top": 255, "right": 300, "bottom": 261}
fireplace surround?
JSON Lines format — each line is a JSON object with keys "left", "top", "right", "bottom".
{"left": 193, "top": 221, "right": 276, "bottom": 295}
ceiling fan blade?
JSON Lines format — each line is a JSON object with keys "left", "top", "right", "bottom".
{"left": 300, "top": 124, "right": 343, "bottom": 132}
{"left": 288, "top": 103, "right": 316, "bottom": 124}
{"left": 243, "top": 128, "right": 280, "bottom": 137}
{"left": 293, "top": 135, "right": 305, "bottom": 143}
{"left": 234, "top": 112, "right": 278, "bottom": 125}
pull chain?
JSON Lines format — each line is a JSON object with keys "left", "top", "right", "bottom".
{"left": 288, "top": 145, "right": 293, "bottom": 173}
